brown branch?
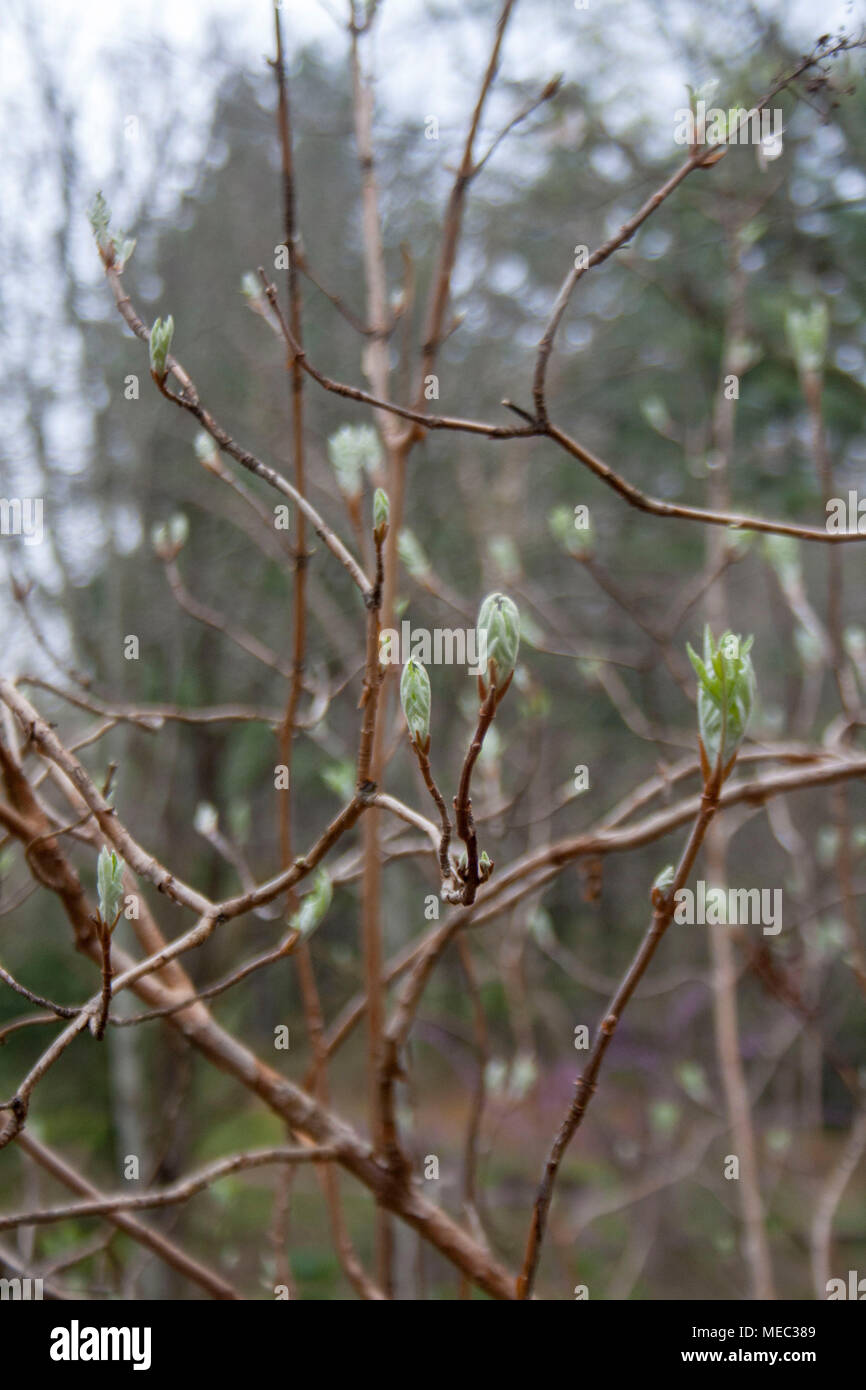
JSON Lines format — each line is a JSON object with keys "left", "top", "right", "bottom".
{"left": 0, "top": 737, "right": 518, "bottom": 1298}
{"left": 112, "top": 937, "right": 296, "bottom": 1025}
{"left": 265, "top": 328, "right": 866, "bottom": 545}
{"left": 15, "top": 1133, "right": 242, "bottom": 1300}
{"left": 0, "top": 678, "right": 366, "bottom": 926}
{"left": 355, "top": 525, "right": 385, "bottom": 788}
{"left": 471, "top": 74, "right": 562, "bottom": 178}
{"left": 101, "top": 263, "right": 373, "bottom": 596}
{"left": 346, "top": 10, "right": 410, "bottom": 1293}
{"left": 531, "top": 35, "right": 865, "bottom": 423}
{"left": 545, "top": 420, "right": 866, "bottom": 545}
{"left": 17, "top": 677, "right": 282, "bottom": 728}
{"left": 415, "top": 0, "right": 518, "bottom": 406}
{"left": 0, "top": 1144, "right": 339, "bottom": 1229}
{"left": 517, "top": 765, "right": 726, "bottom": 1298}
{"left": 161, "top": 557, "right": 293, "bottom": 678}
{"left": 296, "top": 248, "right": 374, "bottom": 337}
{"left": 407, "top": 741, "right": 453, "bottom": 887}
{"left": 451, "top": 684, "right": 498, "bottom": 906}
{"left": 258, "top": 322, "right": 536, "bottom": 439}
{"left": 93, "top": 912, "right": 118, "bottom": 1042}
{"left": 811, "top": 1107, "right": 866, "bottom": 1298}
{"left": 0, "top": 962, "right": 79, "bottom": 1020}
{"left": 272, "top": 2, "right": 376, "bottom": 1302}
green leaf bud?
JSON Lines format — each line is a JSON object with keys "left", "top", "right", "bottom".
{"left": 477, "top": 592, "right": 520, "bottom": 701}
{"left": 686, "top": 626, "right": 755, "bottom": 776}
{"left": 291, "top": 870, "right": 333, "bottom": 939}
{"left": 327, "top": 424, "right": 383, "bottom": 497}
{"left": 97, "top": 845, "right": 125, "bottom": 927}
{"left": 149, "top": 315, "right": 175, "bottom": 381}
{"left": 373, "top": 487, "right": 389, "bottom": 539}
{"left": 400, "top": 657, "right": 431, "bottom": 747}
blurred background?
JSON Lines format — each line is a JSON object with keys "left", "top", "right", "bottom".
{"left": 1, "top": 0, "right": 866, "bottom": 1299}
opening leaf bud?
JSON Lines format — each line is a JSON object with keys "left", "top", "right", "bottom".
{"left": 400, "top": 656, "right": 431, "bottom": 748}
{"left": 149, "top": 315, "right": 175, "bottom": 381}
{"left": 686, "top": 626, "right": 755, "bottom": 779}
{"left": 373, "top": 487, "right": 389, "bottom": 540}
{"left": 290, "top": 869, "right": 333, "bottom": 940}
{"left": 477, "top": 592, "right": 520, "bottom": 703}
{"left": 97, "top": 845, "right": 125, "bottom": 928}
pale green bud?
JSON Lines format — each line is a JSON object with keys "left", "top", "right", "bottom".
{"left": 373, "top": 487, "right": 389, "bottom": 538}
{"left": 149, "top": 315, "right": 175, "bottom": 380}
{"left": 508, "top": 1053, "right": 538, "bottom": 1102}
{"left": 651, "top": 864, "right": 675, "bottom": 902}
{"left": 195, "top": 432, "right": 218, "bottom": 467}
{"left": 327, "top": 424, "right": 383, "bottom": 497}
{"left": 400, "top": 657, "right": 431, "bottom": 746}
{"left": 477, "top": 592, "right": 520, "bottom": 699}
{"left": 193, "top": 802, "right": 218, "bottom": 836}
{"left": 241, "top": 272, "right": 261, "bottom": 301}
{"left": 151, "top": 513, "right": 188, "bottom": 560}
{"left": 97, "top": 845, "right": 125, "bottom": 927}
{"left": 291, "top": 869, "right": 333, "bottom": 939}
{"left": 640, "top": 395, "right": 673, "bottom": 436}
{"left": 485, "top": 1058, "right": 508, "bottom": 1097}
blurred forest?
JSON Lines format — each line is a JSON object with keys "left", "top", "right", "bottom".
{"left": 1, "top": 0, "right": 866, "bottom": 1300}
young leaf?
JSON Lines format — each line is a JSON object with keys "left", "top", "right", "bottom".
{"left": 686, "top": 627, "right": 756, "bottom": 776}
{"left": 400, "top": 657, "right": 431, "bottom": 746}
{"left": 88, "top": 191, "right": 111, "bottom": 249}
{"left": 110, "top": 233, "right": 136, "bottom": 271}
{"left": 97, "top": 845, "right": 125, "bottom": 927}
{"left": 149, "top": 316, "right": 175, "bottom": 381}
